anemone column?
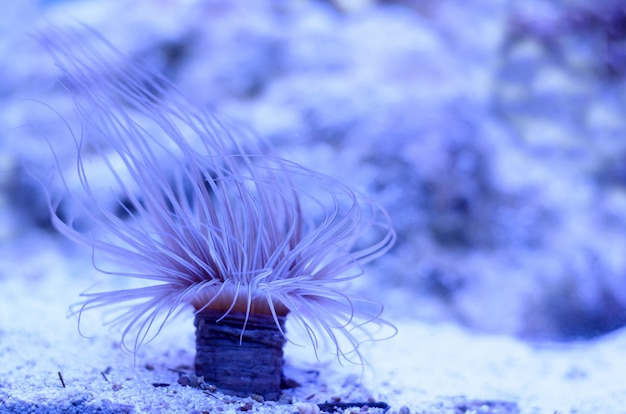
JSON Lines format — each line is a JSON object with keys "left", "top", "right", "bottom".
{"left": 194, "top": 310, "right": 286, "bottom": 400}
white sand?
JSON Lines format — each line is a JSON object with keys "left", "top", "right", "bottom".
{"left": 2, "top": 233, "right": 626, "bottom": 413}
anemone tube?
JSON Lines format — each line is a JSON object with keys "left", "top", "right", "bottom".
{"left": 41, "top": 26, "right": 396, "bottom": 400}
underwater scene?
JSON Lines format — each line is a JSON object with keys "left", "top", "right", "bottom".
{"left": 1, "top": 1, "right": 626, "bottom": 413}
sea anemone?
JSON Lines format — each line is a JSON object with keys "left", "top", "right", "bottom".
{"left": 40, "top": 25, "right": 396, "bottom": 399}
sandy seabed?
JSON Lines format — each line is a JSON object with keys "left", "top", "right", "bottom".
{"left": 1, "top": 235, "right": 626, "bottom": 414}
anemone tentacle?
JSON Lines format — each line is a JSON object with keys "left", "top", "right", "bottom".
{"left": 43, "top": 25, "right": 396, "bottom": 362}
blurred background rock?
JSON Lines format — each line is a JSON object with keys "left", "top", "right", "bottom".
{"left": 2, "top": 0, "right": 626, "bottom": 344}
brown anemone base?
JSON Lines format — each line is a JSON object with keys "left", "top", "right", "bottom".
{"left": 194, "top": 310, "right": 286, "bottom": 400}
